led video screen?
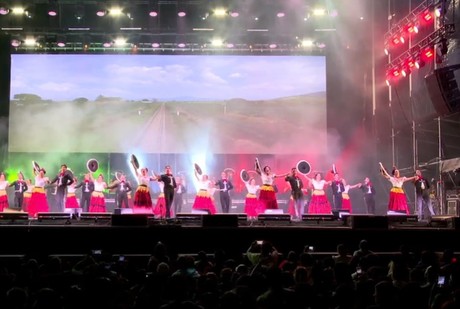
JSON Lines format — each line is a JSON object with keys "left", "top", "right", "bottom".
{"left": 10, "top": 54, "right": 326, "bottom": 155}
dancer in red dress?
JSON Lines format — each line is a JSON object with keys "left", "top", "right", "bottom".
{"left": 65, "top": 177, "right": 79, "bottom": 209}
{"left": 28, "top": 168, "right": 50, "bottom": 217}
{"left": 243, "top": 178, "right": 261, "bottom": 220}
{"left": 303, "top": 173, "right": 332, "bottom": 214}
{"left": 192, "top": 170, "right": 216, "bottom": 215}
{"left": 132, "top": 167, "right": 155, "bottom": 214}
{"left": 340, "top": 179, "right": 360, "bottom": 213}
{"left": 0, "top": 173, "right": 9, "bottom": 211}
{"left": 380, "top": 163, "right": 416, "bottom": 214}
{"left": 89, "top": 174, "right": 107, "bottom": 213}
{"left": 255, "top": 162, "right": 288, "bottom": 212}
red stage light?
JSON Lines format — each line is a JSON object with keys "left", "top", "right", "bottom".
{"left": 392, "top": 36, "right": 401, "bottom": 45}
{"left": 423, "top": 47, "right": 434, "bottom": 58}
{"left": 405, "top": 23, "right": 419, "bottom": 34}
{"left": 422, "top": 9, "right": 433, "bottom": 22}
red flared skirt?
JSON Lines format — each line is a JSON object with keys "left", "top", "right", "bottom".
{"left": 153, "top": 194, "right": 174, "bottom": 218}
{"left": 28, "top": 188, "right": 49, "bottom": 217}
{"left": 0, "top": 191, "right": 8, "bottom": 212}
{"left": 66, "top": 193, "right": 79, "bottom": 209}
{"left": 308, "top": 190, "right": 331, "bottom": 214}
{"left": 244, "top": 193, "right": 262, "bottom": 217}
{"left": 89, "top": 192, "right": 106, "bottom": 212}
{"left": 388, "top": 188, "right": 409, "bottom": 214}
{"left": 192, "top": 190, "right": 216, "bottom": 214}
{"left": 258, "top": 185, "right": 278, "bottom": 210}
{"left": 342, "top": 193, "right": 352, "bottom": 212}
{"left": 23, "top": 192, "right": 31, "bottom": 212}
{"left": 134, "top": 185, "right": 152, "bottom": 207}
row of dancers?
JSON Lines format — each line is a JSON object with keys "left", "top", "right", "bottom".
{"left": 0, "top": 161, "right": 434, "bottom": 221}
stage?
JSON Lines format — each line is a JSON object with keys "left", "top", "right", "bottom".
{"left": 0, "top": 212, "right": 459, "bottom": 258}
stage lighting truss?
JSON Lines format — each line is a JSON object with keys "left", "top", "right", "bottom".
{"left": 383, "top": 0, "right": 447, "bottom": 56}
{"left": 385, "top": 23, "right": 455, "bottom": 85}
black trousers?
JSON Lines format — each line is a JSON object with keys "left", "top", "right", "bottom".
{"left": 332, "top": 193, "right": 343, "bottom": 211}
{"left": 117, "top": 192, "right": 129, "bottom": 208}
{"left": 81, "top": 193, "right": 92, "bottom": 212}
{"left": 164, "top": 188, "right": 174, "bottom": 218}
{"left": 220, "top": 192, "right": 231, "bottom": 213}
{"left": 173, "top": 193, "right": 184, "bottom": 214}
{"left": 55, "top": 188, "right": 67, "bottom": 212}
{"left": 14, "top": 192, "right": 24, "bottom": 209}
{"left": 364, "top": 194, "right": 375, "bottom": 214}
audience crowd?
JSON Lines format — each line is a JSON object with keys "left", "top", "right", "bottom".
{"left": 0, "top": 239, "right": 459, "bottom": 309}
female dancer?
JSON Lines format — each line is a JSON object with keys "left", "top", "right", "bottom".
{"left": 243, "top": 177, "right": 261, "bottom": 220}
{"left": 255, "top": 162, "right": 288, "bottom": 212}
{"left": 304, "top": 172, "right": 332, "bottom": 214}
{"left": 132, "top": 167, "right": 155, "bottom": 213}
{"left": 153, "top": 181, "right": 170, "bottom": 218}
{"left": 340, "top": 179, "right": 360, "bottom": 213}
{"left": 89, "top": 174, "right": 107, "bottom": 212}
{"left": 380, "top": 163, "right": 416, "bottom": 214}
{"left": 66, "top": 177, "right": 79, "bottom": 209}
{"left": 23, "top": 179, "right": 33, "bottom": 212}
{"left": 0, "top": 172, "right": 9, "bottom": 211}
{"left": 192, "top": 170, "right": 216, "bottom": 215}
{"left": 29, "top": 168, "right": 50, "bottom": 217}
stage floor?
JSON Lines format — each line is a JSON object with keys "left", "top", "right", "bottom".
{"left": 0, "top": 213, "right": 459, "bottom": 257}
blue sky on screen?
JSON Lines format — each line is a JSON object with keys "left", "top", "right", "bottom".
{"left": 11, "top": 54, "right": 325, "bottom": 101}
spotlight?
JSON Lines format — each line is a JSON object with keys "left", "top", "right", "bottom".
{"left": 177, "top": 43, "right": 185, "bottom": 48}
{"left": 149, "top": 10, "right": 158, "bottom": 17}
{"left": 229, "top": 11, "right": 239, "bottom": 17}
{"left": 11, "top": 39, "right": 21, "bottom": 47}
{"left": 423, "top": 46, "right": 434, "bottom": 59}
{"left": 312, "top": 8, "right": 326, "bottom": 16}
{"left": 414, "top": 57, "right": 425, "bottom": 69}
{"left": 211, "top": 39, "right": 223, "bottom": 46}
{"left": 109, "top": 7, "right": 123, "bottom": 16}
{"left": 0, "top": 6, "right": 9, "bottom": 15}
{"left": 276, "top": 12, "right": 285, "bottom": 18}
{"left": 24, "top": 38, "right": 36, "bottom": 46}
{"left": 401, "top": 66, "right": 411, "bottom": 77}
{"left": 178, "top": 11, "right": 186, "bottom": 17}
{"left": 384, "top": 45, "right": 390, "bottom": 55}
{"left": 103, "top": 41, "right": 113, "bottom": 48}
{"left": 213, "top": 8, "right": 227, "bottom": 17}
{"left": 151, "top": 42, "right": 160, "bottom": 48}
{"left": 422, "top": 9, "right": 433, "bottom": 22}
{"left": 11, "top": 7, "right": 24, "bottom": 15}
{"left": 269, "top": 44, "right": 277, "bottom": 49}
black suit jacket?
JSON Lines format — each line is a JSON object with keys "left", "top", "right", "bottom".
{"left": 215, "top": 179, "right": 233, "bottom": 194}
{"left": 50, "top": 171, "right": 74, "bottom": 189}
{"left": 9, "top": 180, "right": 28, "bottom": 193}
{"left": 108, "top": 181, "right": 132, "bottom": 195}
{"left": 414, "top": 177, "right": 430, "bottom": 195}
{"left": 75, "top": 181, "right": 95, "bottom": 194}
{"left": 331, "top": 180, "right": 345, "bottom": 195}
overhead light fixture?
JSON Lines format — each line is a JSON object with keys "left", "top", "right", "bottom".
{"left": 0, "top": 5, "right": 9, "bottom": 15}
{"left": 47, "top": 0, "right": 58, "bottom": 16}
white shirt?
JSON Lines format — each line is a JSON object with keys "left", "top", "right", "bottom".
{"left": 0, "top": 181, "right": 8, "bottom": 190}
{"left": 94, "top": 181, "right": 106, "bottom": 192}
{"left": 245, "top": 183, "right": 260, "bottom": 195}
{"left": 197, "top": 180, "right": 212, "bottom": 191}
{"left": 68, "top": 184, "right": 76, "bottom": 194}
{"left": 261, "top": 173, "right": 275, "bottom": 185}
{"left": 311, "top": 179, "right": 327, "bottom": 190}
{"left": 138, "top": 175, "right": 150, "bottom": 186}
{"left": 34, "top": 176, "right": 48, "bottom": 187}
{"left": 389, "top": 177, "right": 406, "bottom": 188}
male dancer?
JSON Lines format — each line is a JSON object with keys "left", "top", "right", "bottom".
{"left": 331, "top": 173, "right": 345, "bottom": 211}
{"left": 359, "top": 177, "right": 376, "bottom": 214}
{"left": 285, "top": 167, "right": 304, "bottom": 221}
{"left": 173, "top": 175, "right": 187, "bottom": 215}
{"left": 215, "top": 171, "right": 234, "bottom": 213}
{"left": 50, "top": 164, "right": 74, "bottom": 212}
{"left": 75, "top": 173, "right": 94, "bottom": 212}
{"left": 156, "top": 165, "right": 176, "bottom": 219}
{"left": 9, "top": 172, "right": 28, "bottom": 210}
{"left": 414, "top": 169, "right": 435, "bottom": 221}
{"left": 108, "top": 174, "right": 132, "bottom": 209}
